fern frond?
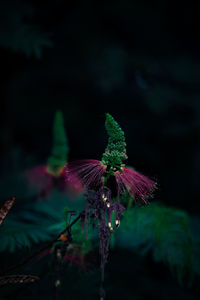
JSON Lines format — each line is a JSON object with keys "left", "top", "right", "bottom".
{"left": 116, "top": 203, "right": 196, "bottom": 283}
{"left": 0, "top": 219, "right": 55, "bottom": 252}
{"left": 0, "top": 192, "right": 88, "bottom": 253}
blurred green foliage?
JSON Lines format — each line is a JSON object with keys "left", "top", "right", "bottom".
{"left": 0, "top": 0, "right": 52, "bottom": 58}
{"left": 47, "top": 110, "right": 69, "bottom": 176}
{"left": 1, "top": 190, "right": 199, "bottom": 287}
{"left": 116, "top": 202, "right": 199, "bottom": 285}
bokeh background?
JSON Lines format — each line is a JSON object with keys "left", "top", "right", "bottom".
{"left": 0, "top": 0, "right": 200, "bottom": 299}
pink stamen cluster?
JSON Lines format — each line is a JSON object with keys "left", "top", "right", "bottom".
{"left": 67, "top": 160, "right": 156, "bottom": 203}
{"left": 67, "top": 160, "right": 106, "bottom": 190}
{"left": 115, "top": 167, "right": 156, "bottom": 203}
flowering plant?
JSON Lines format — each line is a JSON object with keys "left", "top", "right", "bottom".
{"left": 67, "top": 113, "right": 157, "bottom": 297}
{"left": 1, "top": 113, "right": 198, "bottom": 299}
{"left": 24, "top": 110, "right": 83, "bottom": 198}
{"left": 67, "top": 113, "right": 156, "bottom": 202}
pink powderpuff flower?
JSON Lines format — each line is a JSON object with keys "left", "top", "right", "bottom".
{"left": 67, "top": 160, "right": 156, "bottom": 203}
{"left": 24, "top": 165, "right": 84, "bottom": 198}
{"left": 66, "top": 160, "right": 106, "bottom": 190}
{"left": 114, "top": 167, "right": 156, "bottom": 203}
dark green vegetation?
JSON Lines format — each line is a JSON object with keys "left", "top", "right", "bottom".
{"left": 0, "top": 111, "right": 199, "bottom": 299}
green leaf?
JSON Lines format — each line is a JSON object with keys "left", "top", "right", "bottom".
{"left": 0, "top": 192, "right": 87, "bottom": 253}
{"left": 0, "top": 219, "right": 54, "bottom": 252}
{"left": 115, "top": 203, "right": 197, "bottom": 283}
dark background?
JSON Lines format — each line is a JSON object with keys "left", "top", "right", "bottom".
{"left": 0, "top": 0, "right": 200, "bottom": 299}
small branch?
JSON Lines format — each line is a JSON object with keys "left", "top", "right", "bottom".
{"left": 1, "top": 212, "right": 84, "bottom": 275}
{"left": 0, "top": 275, "right": 39, "bottom": 287}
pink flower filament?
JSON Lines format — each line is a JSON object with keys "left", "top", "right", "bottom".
{"left": 115, "top": 167, "right": 156, "bottom": 203}
{"left": 66, "top": 160, "right": 106, "bottom": 189}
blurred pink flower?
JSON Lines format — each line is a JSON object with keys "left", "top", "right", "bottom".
{"left": 24, "top": 165, "right": 84, "bottom": 198}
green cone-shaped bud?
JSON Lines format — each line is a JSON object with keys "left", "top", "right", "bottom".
{"left": 102, "top": 113, "right": 127, "bottom": 175}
